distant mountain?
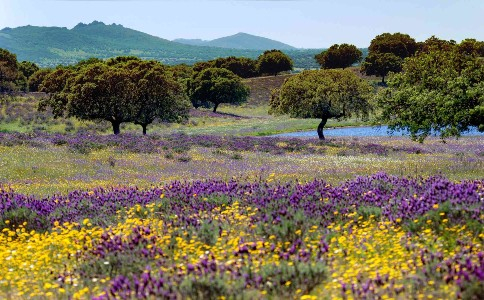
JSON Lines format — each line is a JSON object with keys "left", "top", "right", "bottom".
{"left": 0, "top": 21, "right": 321, "bottom": 69}
{"left": 174, "top": 32, "right": 297, "bottom": 50}
{"left": 172, "top": 38, "right": 208, "bottom": 47}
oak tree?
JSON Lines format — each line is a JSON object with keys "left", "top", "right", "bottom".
{"left": 257, "top": 50, "right": 293, "bottom": 76}
{"left": 270, "top": 69, "right": 372, "bottom": 139}
{"left": 315, "top": 44, "right": 362, "bottom": 69}
{"left": 0, "top": 48, "right": 18, "bottom": 93}
{"left": 361, "top": 33, "right": 417, "bottom": 83}
{"left": 375, "top": 41, "right": 484, "bottom": 141}
{"left": 189, "top": 68, "right": 249, "bottom": 113}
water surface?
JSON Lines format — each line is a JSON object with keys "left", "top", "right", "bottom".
{"left": 275, "top": 125, "right": 484, "bottom": 138}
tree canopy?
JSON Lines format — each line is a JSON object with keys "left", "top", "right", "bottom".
{"left": 361, "top": 33, "right": 417, "bottom": 83}
{"left": 28, "top": 69, "right": 52, "bottom": 92}
{"left": 315, "top": 44, "right": 362, "bottom": 69}
{"left": 257, "top": 50, "right": 293, "bottom": 76}
{"left": 0, "top": 48, "right": 19, "bottom": 93}
{"left": 375, "top": 40, "right": 484, "bottom": 142}
{"left": 189, "top": 67, "right": 250, "bottom": 113}
{"left": 18, "top": 61, "right": 39, "bottom": 79}
{"left": 39, "top": 57, "right": 190, "bottom": 134}
{"left": 270, "top": 69, "right": 373, "bottom": 139}
{"left": 193, "top": 56, "right": 258, "bottom": 78}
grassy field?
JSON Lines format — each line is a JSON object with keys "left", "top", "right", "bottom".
{"left": 1, "top": 134, "right": 482, "bottom": 197}
{"left": 0, "top": 94, "right": 371, "bottom": 137}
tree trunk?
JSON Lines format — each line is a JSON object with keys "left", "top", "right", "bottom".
{"left": 317, "top": 118, "right": 328, "bottom": 140}
{"left": 381, "top": 75, "right": 385, "bottom": 84}
{"left": 142, "top": 124, "right": 147, "bottom": 135}
{"left": 111, "top": 121, "right": 121, "bottom": 135}
{"left": 213, "top": 103, "right": 219, "bottom": 113}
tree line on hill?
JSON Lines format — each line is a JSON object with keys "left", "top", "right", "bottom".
{"left": 0, "top": 48, "right": 293, "bottom": 94}
{"left": 1, "top": 32, "right": 483, "bottom": 140}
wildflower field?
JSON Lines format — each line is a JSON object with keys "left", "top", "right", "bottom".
{"left": 0, "top": 132, "right": 483, "bottom": 299}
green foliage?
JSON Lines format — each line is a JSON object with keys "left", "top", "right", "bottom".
{"left": 0, "top": 48, "right": 19, "bottom": 93}
{"left": 198, "top": 220, "right": 219, "bottom": 246}
{"left": 15, "top": 72, "right": 28, "bottom": 92}
{"left": 375, "top": 40, "right": 484, "bottom": 141}
{"left": 368, "top": 32, "right": 417, "bottom": 58}
{"left": 189, "top": 67, "right": 250, "bottom": 112}
{"left": 461, "top": 280, "right": 484, "bottom": 300}
{"left": 17, "top": 61, "right": 39, "bottom": 79}
{"left": 179, "top": 275, "right": 245, "bottom": 300}
{"left": 361, "top": 52, "right": 403, "bottom": 83}
{"left": 168, "top": 63, "right": 194, "bottom": 89}
{"left": 256, "top": 209, "right": 310, "bottom": 244}
{"left": 269, "top": 69, "right": 372, "bottom": 139}
{"left": 259, "top": 261, "right": 327, "bottom": 297}
{"left": 361, "top": 32, "right": 417, "bottom": 83}
{"left": 0, "top": 207, "right": 50, "bottom": 233}
{"left": 27, "top": 69, "right": 52, "bottom": 92}
{"left": 73, "top": 57, "right": 104, "bottom": 70}
{"left": 38, "top": 68, "right": 74, "bottom": 117}
{"left": 315, "top": 43, "right": 362, "bottom": 69}
{"left": 76, "top": 231, "right": 163, "bottom": 282}
{"left": 417, "top": 36, "right": 457, "bottom": 53}
{"left": 14, "top": 61, "right": 39, "bottom": 92}
{"left": 357, "top": 205, "right": 382, "bottom": 220}
{"left": 257, "top": 50, "right": 293, "bottom": 76}
{"left": 39, "top": 57, "right": 190, "bottom": 134}
{"left": 194, "top": 56, "right": 258, "bottom": 78}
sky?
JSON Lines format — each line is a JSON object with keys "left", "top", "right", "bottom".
{"left": 0, "top": 0, "right": 483, "bottom": 48}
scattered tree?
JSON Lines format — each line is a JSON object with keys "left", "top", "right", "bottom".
{"left": 189, "top": 68, "right": 249, "bottom": 113}
{"left": 213, "top": 57, "right": 258, "bottom": 78}
{"left": 40, "top": 57, "right": 190, "bottom": 135}
{"left": 270, "top": 69, "right": 373, "bottom": 139}
{"left": 120, "top": 59, "right": 191, "bottom": 135}
{"left": 360, "top": 52, "right": 403, "bottom": 84}
{"left": 257, "top": 50, "right": 293, "bottom": 76}
{"left": 367, "top": 33, "right": 417, "bottom": 58}
{"left": 193, "top": 56, "right": 258, "bottom": 78}
{"left": 375, "top": 41, "right": 484, "bottom": 141}
{"left": 0, "top": 48, "right": 18, "bottom": 93}
{"left": 361, "top": 33, "right": 417, "bottom": 83}
{"left": 315, "top": 44, "right": 362, "bottom": 69}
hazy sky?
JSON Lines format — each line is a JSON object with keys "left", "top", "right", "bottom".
{"left": 0, "top": 0, "right": 482, "bottom": 48}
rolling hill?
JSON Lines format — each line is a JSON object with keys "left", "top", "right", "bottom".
{"left": 0, "top": 21, "right": 322, "bottom": 69}
{"left": 174, "top": 32, "right": 296, "bottom": 50}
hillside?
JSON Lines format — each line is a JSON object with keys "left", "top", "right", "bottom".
{"left": 0, "top": 21, "right": 321, "bottom": 69}
{"left": 172, "top": 38, "right": 207, "bottom": 47}
{"left": 243, "top": 74, "right": 293, "bottom": 106}
{"left": 175, "top": 32, "right": 296, "bottom": 50}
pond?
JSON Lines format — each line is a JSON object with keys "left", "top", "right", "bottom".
{"left": 275, "top": 125, "right": 484, "bottom": 138}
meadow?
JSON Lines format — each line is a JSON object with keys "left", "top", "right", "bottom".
{"left": 0, "top": 95, "right": 483, "bottom": 299}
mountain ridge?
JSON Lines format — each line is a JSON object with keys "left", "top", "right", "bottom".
{"left": 0, "top": 21, "right": 323, "bottom": 68}
{"left": 173, "top": 32, "right": 296, "bottom": 50}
